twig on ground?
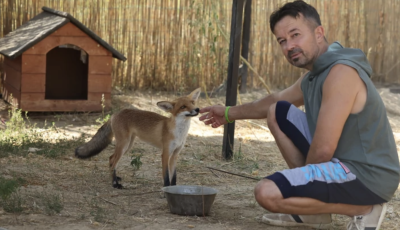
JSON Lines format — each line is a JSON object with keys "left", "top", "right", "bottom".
{"left": 208, "top": 168, "right": 220, "bottom": 178}
{"left": 99, "top": 197, "right": 118, "bottom": 206}
{"left": 205, "top": 167, "right": 261, "bottom": 181}
{"left": 110, "top": 190, "right": 160, "bottom": 197}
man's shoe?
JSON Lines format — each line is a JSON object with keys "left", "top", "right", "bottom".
{"left": 262, "top": 213, "right": 332, "bottom": 229}
{"left": 347, "top": 203, "right": 387, "bottom": 230}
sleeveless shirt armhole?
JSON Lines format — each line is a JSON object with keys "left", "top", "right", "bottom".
{"left": 325, "top": 60, "right": 371, "bottom": 102}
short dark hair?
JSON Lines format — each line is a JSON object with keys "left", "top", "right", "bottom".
{"left": 269, "top": 0, "right": 322, "bottom": 33}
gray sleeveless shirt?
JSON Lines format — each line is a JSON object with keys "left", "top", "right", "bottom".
{"left": 301, "top": 42, "right": 400, "bottom": 201}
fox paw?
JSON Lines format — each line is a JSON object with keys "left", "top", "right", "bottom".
{"left": 116, "top": 176, "right": 122, "bottom": 182}
{"left": 112, "top": 181, "right": 123, "bottom": 189}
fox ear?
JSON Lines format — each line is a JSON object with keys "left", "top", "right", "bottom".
{"left": 188, "top": 87, "right": 201, "bottom": 101}
{"left": 157, "top": 101, "right": 174, "bottom": 112}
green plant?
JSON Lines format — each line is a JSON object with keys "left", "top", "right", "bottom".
{"left": 2, "top": 192, "right": 24, "bottom": 213}
{"left": 0, "top": 176, "right": 23, "bottom": 200}
{"left": 0, "top": 94, "right": 86, "bottom": 158}
{"left": 233, "top": 143, "right": 244, "bottom": 161}
{"left": 130, "top": 153, "right": 143, "bottom": 170}
{"left": 42, "top": 192, "right": 64, "bottom": 215}
{"left": 90, "top": 199, "right": 106, "bottom": 223}
{"left": 0, "top": 127, "right": 86, "bottom": 158}
{"left": 96, "top": 94, "right": 111, "bottom": 126}
{"left": 251, "top": 162, "right": 259, "bottom": 170}
{"left": 186, "top": 1, "right": 227, "bottom": 89}
{"left": 92, "top": 206, "right": 106, "bottom": 223}
{"left": 0, "top": 176, "right": 25, "bottom": 213}
{"left": 53, "top": 114, "right": 61, "bottom": 122}
{"left": 6, "top": 94, "right": 25, "bottom": 131}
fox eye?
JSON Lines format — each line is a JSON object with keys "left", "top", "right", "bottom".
{"left": 180, "top": 105, "right": 186, "bottom": 109}
{"left": 191, "top": 101, "right": 195, "bottom": 105}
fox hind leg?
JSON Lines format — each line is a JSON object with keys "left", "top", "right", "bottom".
{"left": 109, "top": 135, "right": 136, "bottom": 189}
{"left": 112, "top": 169, "right": 122, "bottom": 188}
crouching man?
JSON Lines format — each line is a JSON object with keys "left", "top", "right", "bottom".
{"left": 199, "top": 1, "right": 400, "bottom": 229}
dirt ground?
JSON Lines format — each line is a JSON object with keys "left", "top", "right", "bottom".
{"left": 0, "top": 84, "right": 399, "bottom": 230}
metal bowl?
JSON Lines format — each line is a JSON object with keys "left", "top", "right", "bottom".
{"left": 162, "top": 185, "right": 217, "bottom": 216}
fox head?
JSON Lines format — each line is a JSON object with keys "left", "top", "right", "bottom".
{"left": 157, "top": 88, "right": 201, "bottom": 117}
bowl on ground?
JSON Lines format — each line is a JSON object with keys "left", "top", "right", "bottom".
{"left": 162, "top": 185, "right": 217, "bottom": 216}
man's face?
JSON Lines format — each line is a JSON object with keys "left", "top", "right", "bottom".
{"left": 273, "top": 14, "right": 320, "bottom": 69}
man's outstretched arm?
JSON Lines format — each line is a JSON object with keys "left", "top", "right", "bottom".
{"left": 199, "top": 72, "right": 307, "bottom": 128}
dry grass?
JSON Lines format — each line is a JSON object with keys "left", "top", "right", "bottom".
{"left": 0, "top": 88, "right": 399, "bottom": 229}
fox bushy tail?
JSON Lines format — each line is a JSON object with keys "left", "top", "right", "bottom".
{"left": 75, "top": 120, "right": 113, "bottom": 159}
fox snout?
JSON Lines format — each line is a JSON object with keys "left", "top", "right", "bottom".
{"left": 185, "top": 108, "right": 200, "bottom": 117}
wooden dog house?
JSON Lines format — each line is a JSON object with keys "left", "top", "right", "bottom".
{"left": 0, "top": 7, "right": 126, "bottom": 112}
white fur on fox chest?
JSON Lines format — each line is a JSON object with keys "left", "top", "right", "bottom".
{"left": 168, "top": 116, "right": 191, "bottom": 155}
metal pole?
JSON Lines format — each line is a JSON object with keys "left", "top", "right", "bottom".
{"left": 222, "top": 0, "right": 245, "bottom": 160}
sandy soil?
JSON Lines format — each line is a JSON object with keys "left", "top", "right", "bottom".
{"left": 0, "top": 85, "right": 399, "bottom": 230}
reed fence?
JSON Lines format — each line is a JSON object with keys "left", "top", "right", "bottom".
{"left": 1, "top": 0, "right": 399, "bottom": 92}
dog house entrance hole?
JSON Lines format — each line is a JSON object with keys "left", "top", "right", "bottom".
{"left": 45, "top": 44, "right": 88, "bottom": 100}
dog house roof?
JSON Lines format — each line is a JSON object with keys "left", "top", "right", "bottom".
{"left": 0, "top": 7, "right": 127, "bottom": 61}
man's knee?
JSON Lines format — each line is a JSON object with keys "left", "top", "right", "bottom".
{"left": 254, "top": 179, "right": 282, "bottom": 213}
{"left": 267, "top": 101, "right": 291, "bottom": 134}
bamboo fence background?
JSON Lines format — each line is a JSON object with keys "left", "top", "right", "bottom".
{"left": 0, "top": 0, "right": 399, "bottom": 92}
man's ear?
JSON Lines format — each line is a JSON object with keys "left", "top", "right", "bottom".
{"left": 188, "top": 87, "right": 201, "bottom": 101}
{"left": 157, "top": 101, "right": 174, "bottom": 112}
{"left": 315, "top": 25, "right": 325, "bottom": 42}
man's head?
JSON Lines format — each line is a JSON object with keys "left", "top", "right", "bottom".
{"left": 270, "top": 0, "right": 328, "bottom": 70}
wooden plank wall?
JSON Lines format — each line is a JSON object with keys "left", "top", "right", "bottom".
{"left": 20, "top": 22, "right": 113, "bottom": 112}
{"left": 2, "top": 56, "right": 22, "bottom": 106}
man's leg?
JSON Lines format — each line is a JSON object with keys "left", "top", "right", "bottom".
{"left": 255, "top": 159, "right": 388, "bottom": 229}
{"left": 267, "top": 102, "right": 306, "bottom": 168}
{"left": 254, "top": 179, "right": 372, "bottom": 216}
{"left": 263, "top": 102, "right": 387, "bottom": 229}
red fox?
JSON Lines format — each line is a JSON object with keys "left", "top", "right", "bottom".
{"left": 75, "top": 88, "right": 201, "bottom": 188}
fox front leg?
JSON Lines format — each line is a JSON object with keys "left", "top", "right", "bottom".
{"left": 168, "top": 149, "right": 181, "bottom": 186}
{"left": 163, "top": 170, "right": 177, "bottom": 186}
{"left": 162, "top": 148, "right": 171, "bottom": 187}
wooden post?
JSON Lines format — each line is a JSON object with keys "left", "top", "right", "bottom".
{"left": 239, "top": 0, "right": 252, "bottom": 94}
{"left": 222, "top": 0, "right": 245, "bottom": 160}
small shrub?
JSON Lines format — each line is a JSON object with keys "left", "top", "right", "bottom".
{"left": 2, "top": 192, "right": 24, "bottom": 213}
{"left": 42, "top": 192, "right": 64, "bottom": 215}
{"left": 233, "top": 143, "right": 244, "bottom": 161}
{"left": 0, "top": 96, "right": 86, "bottom": 158}
{"left": 90, "top": 199, "right": 106, "bottom": 223}
{"left": 0, "top": 176, "right": 25, "bottom": 213}
{"left": 130, "top": 153, "right": 143, "bottom": 170}
{"left": 0, "top": 176, "right": 24, "bottom": 200}
{"left": 96, "top": 94, "right": 111, "bottom": 126}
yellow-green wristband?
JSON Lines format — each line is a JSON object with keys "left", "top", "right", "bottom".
{"left": 225, "top": 106, "right": 234, "bottom": 123}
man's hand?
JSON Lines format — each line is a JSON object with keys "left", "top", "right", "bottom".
{"left": 199, "top": 105, "right": 227, "bottom": 128}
